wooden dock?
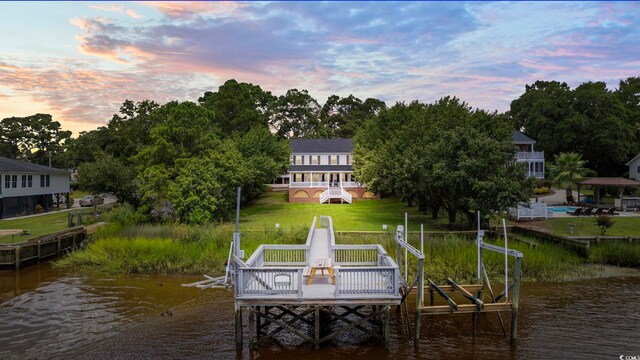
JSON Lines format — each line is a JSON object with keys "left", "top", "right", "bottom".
{"left": 231, "top": 216, "right": 400, "bottom": 348}
{"left": 0, "top": 226, "right": 87, "bottom": 270}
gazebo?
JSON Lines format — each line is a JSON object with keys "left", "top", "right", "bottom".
{"left": 577, "top": 177, "right": 640, "bottom": 209}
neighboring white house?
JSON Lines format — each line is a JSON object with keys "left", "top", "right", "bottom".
{"left": 626, "top": 154, "right": 640, "bottom": 181}
{"left": 0, "top": 156, "right": 70, "bottom": 218}
{"left": 286, "top": 138, "right": 375, "bottom": 203}
{"left": 512, "top": 131, "right": 545, "bottom": 179}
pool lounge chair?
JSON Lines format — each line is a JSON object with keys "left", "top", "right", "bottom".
{"left": 582, "top": 207, "right": 594, "bottom": 216}
{"left": 593, "top": 208, "right": 605, "bottom": 216}
{"left": 566, "top": 207, "right": 583, "bottom": 216}
{"left": 606, "top": 207, "right": 619, "bottom": 216}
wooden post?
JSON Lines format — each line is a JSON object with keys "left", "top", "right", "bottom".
{"left": 415, "top": 257, "right": 424, "bottom": 347}
{"left": 511, "top": 256, "right": 522, "bottom": 345}
{"left": 256, "top": 306, "right": 262, "bottom": 340}
{"left": 248, "top": 307, "right": 255, "bottom": 349}
{"left": 235, "top": 307, "right": 243, "bottom": 350}
{"left": 383, "top": 305, "right": 390, "bottom": 348}
{"left": 37, "top": 240, "right": 41, "bottom": 262}
{"left": 314, "top": 306, "right": 320, "bottom": 349}
{"left": 15, "top": 246, "right": 20, "bottom": 270}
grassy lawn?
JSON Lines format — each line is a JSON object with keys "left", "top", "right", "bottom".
{"left": 0, "top": 209, "right": 99, "bottom": 244}
{"left": 535, "top": 217, "right": 640, "bottom": 237}
{"left": 241, "top": 191, "right": 442, "bottom": 231}
{"left": 0, "top": 211, "right": 70, "bottom": 244}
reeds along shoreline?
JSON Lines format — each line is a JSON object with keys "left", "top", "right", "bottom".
{"left": 56, "top": 223, "right": 640, "bottom": 280}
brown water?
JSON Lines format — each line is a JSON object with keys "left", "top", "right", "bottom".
{"left": 1, "top": 264, "right": 639, "bottom": 360}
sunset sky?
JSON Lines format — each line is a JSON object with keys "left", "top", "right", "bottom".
{"left": 1, "top": 1, "right": 639, "bottom": 136}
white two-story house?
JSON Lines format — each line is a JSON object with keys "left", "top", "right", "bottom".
{"left": 287, "top": 139, "right": 375, "bottom": 203}
{"left": 0, "top": 156, "right": 70, "bottom": 218}
{"left": 512, "top": 131, "right": 545, "bottom": 179}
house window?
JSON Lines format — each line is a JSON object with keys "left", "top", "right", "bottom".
{"left": 637, "top": 165, "right": 640, "bottom": 174}
{"left": 11, "top": 175, "right": 17, "bottom": 188}
{"left": 4, "top": 175, "right": 9, "bottom": 188}
{"left": 310, "top": 156, "right": 319, "bottom": 165}
{"left": 293, "top": 155, "right": 304, "bottom": 165}
{"left": 330, "top": 155, "right": 338, "bottom": 165}
{"left": 346, "top": 155, "right": 351, "bottom": 165}
{"left": 22, "top": 175, "right": 26, "bottom": 188}
{"left": 28, "top": 175, "right": 32, "bottom": 187}
{"left": 40, "top": 174, "right": 50, "bottom": 187}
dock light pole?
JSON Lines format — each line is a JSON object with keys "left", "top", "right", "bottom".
{"left": 502, "top": 218, "right": 508, "bottom": 301}
{"left": 234, "top": 187, "right": 243, "bottom": 258}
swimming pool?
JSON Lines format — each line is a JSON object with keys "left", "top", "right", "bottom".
{"left": 548, "top": 206, "right": 577, "bottom": 213}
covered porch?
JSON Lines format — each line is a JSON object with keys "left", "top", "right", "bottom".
{"left": 289, "top": 171, "right": 360, "bottom": 188}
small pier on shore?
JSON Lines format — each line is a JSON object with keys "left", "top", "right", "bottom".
{"left": 231, "top": 216, "right": 400, "bottom": 348}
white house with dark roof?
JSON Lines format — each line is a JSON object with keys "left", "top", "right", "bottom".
{"left": 626, "top": 154, "right": 640, "bottom": 181}
{"left": 287, "top": 139, "right": 376, "bottom": 203}
{"left": 0, "top": 156, "right": 70, "bottom": 218}
{"left": 512, "top": 131, "right": 545, "bottom": 179}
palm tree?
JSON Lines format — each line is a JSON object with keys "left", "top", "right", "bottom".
{"left": 547, "top": 152, "right": 588, "bottom": 204}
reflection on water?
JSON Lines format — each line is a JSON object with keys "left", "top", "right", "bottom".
{"left": 1, "top": 264, "right": 639, "bottom": 360}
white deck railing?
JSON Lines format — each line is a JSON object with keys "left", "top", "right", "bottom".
{"left": 516, "top": 151, "right": 544, "bottom": 160}
{"left": 238, "top": 267, "right": 303, "bottom": 297}
{"left": 235, "top": 215, "right": 399, "bottom": 299}
{"left": 290, "top": 181, "right": 362, "bottom": 188}
{"left": 319, "top": 188, "right": 352, "bottom": 204}
{"left": 508, "top": 202, "right": 548, "bottom": 221}
{"left": 334, "top": 266, "right": 398, "bottom": 296}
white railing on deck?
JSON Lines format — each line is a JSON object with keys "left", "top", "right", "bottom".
{"left": 238, "top": 267, "right": 303, "bottom": 297}
{"left": 290, "top": 182, "right": 329, "bottom": 188}
{"left": 341, "top": 182, "right": 361, "bottom": 188}
{"left": 334, "top": 266, "right": 398, "bottom": 296}
{"left": 333, "top": 245, "right": 380, "bottom": 266}
{"left": 341, "top": 188, "right": 352, "bottom": 203}
{"left": 508, "top": 202, "right": 547, "bottom": 221}
{"left": 516, "top": 151, "right": 544, "bottom": 160}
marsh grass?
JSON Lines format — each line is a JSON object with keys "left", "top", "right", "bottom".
{"left": 336, "top": 233, "right": 590, "bottom": 283}
{"left": 588, "top": 242, "right": 640, "bottom": 267}
{"left": 56, "top": 223, "right": 308, "bottom": 274}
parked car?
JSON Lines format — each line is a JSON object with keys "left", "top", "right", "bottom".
{"left": 79, "top": 195, "right": 104, "bottom": 207}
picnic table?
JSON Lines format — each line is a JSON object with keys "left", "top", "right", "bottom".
{"left": 306, "top": 257, "right": 335, "bottom": 285}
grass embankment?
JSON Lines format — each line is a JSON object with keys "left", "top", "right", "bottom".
{"left": 0, "top": 208, "right": 104, "bottom": 244}
{"left": 535, "top": 217, "right": 640, "bottom": 237}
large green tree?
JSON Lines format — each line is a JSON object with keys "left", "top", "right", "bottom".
{"left": 356, "top": 97, "right": 533, "bottom": 225}
{"left": 198, "top": 79, "right": 275, "bottom": 134}
{"left": 0, "top": 114, "right": 72, "bottom": 167}
{"left": 510, "top": 79, "right": 638, "bottom": 176}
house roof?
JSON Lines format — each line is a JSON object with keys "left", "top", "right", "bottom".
{"left": 626, "top": 154, "right": 640, "bottom": 166}
{"left": 288, "top": 165, "right": 353, "bottom": 172}
{"left": 0, "top": 156, "right": 69, "bottom": 175}
{"left": 290, "top": 138, "right": 353, "bottom": 153}
{"left": 579, "top": 177, "right": 640, "bottom": 186}
{"left": 512, "top": 131, "right": 536, "bottom": 144}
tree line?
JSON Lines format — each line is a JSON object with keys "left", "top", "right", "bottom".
{"left": 1, "top": 76, "right": 638, "bottom": 224}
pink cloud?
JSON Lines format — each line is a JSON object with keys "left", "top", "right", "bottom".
{"left": 89, "top": 3, "right": 143, "bottom": 19}
{"left": 0, "top": 60, "right": 209, "bottom": 132}
{"left": 533, "top": 47, "right": 606, "bottom": 59}
{"left": 519, "top": 60, "right": 569, "bottom": 72}
{"left": 144, "top": 1, "right": 249, "bottom": 19}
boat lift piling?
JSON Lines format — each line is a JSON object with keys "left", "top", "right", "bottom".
{"left": 400, "top": 211, "right": 523, "bottom": 346}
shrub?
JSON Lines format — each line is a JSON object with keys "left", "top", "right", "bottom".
{"left": 534, "top": 187, "right": 550, "bottom": 195}
{"left": 34, "top": 204, "right": 44, "bottom": 214}
{"left": 594, "top": 215, "right": 615, "bottom": 235}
